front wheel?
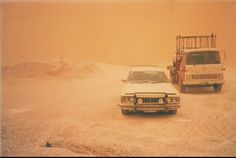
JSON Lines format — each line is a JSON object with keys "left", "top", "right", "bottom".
{"left": 121, "top": 109, "right": 130, "bottom": 115}
{"left": 213, "top": 84, "right": 222, "bottom": 92}
{"left": 169, "top": 110, "right": 177, "bottom": 114}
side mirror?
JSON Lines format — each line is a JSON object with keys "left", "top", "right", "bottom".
{"left": 218, "top": 50, "right": 226, "bottom": 71}
{"left": 167, "top": 66, "right": 176, "bottom": 71}
{"left": 121, "top": 79, "right": 126, "bottom": 83}
{"left": 223, "top": 50, "right": 227, "bottom": 64}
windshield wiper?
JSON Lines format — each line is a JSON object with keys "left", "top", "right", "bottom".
{"left": 130, "top": 80, "right": 168, "bottom": 83}
{"left": 135, "top": 80, "right": 152, "bottom": 83}
{"left": 151, "top": 81, "right": 168, "bottom": 83}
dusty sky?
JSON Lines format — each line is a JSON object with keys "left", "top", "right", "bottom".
{"left": 2, "top": 0, "right": 236, "bottom": 66}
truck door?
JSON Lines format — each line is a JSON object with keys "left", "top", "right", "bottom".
{"left": 179, "top": 54, "right": 186, "bottom": 84}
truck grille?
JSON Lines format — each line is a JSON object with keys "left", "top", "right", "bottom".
{"left": 192, "top": 74, "right": 218, "bottom": 80}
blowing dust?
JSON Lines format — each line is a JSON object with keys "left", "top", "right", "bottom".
{"left": 1, "top": 0, "right": 236, "bottom": 157}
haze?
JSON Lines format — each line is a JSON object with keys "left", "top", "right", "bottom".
{"left": 2, "top": 0, "right": 236, "bottom": 66}
{"left": 2, "top": 1, "right": 236, "bottom": 156}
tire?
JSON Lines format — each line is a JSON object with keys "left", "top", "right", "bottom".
{"left": 121, "top": 109, "right": 130, "bottom": 115}
{"left": 170, "top": 77, "right": 175, "bottom": 84}
{"left": 169, "top": 110, "right": 177, "bottom": 114}
{"left": 213, "top": 84, "right": 222, "bottom": 92}
{"left": 173, "top": 73, "right": 179, "bottom": 84}
{"left": 180, "top": 84, "right": 186, "bottom": 93}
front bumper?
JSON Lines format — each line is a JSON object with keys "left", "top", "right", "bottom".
{"left": 183, "top": 80, "right": 225, "bottom": 86}
{"left": 118, "top": 103, "right": 181, "bottom": 112}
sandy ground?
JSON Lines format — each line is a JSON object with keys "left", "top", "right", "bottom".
{"left": 1, "top": 61, "right": 236, "bottom": 156}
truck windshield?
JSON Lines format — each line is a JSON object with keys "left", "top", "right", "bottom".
{"left": 127, "top": 71, "right": 168, "bottom": 83}
{"left": 186, "top": 51, "right": 220, "bottom": 65}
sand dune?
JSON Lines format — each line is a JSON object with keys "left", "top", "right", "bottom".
{"left": 2, "top": 61, "right": 236, "bottom": 156}
{"left": 2, "top": 60, "right": 96, "bottom": 79}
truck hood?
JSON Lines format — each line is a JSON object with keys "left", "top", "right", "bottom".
{"left": 122, "top": 82, "right": 178, "bottom": 95}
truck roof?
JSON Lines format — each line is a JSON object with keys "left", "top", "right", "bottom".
{"left": 184, "top": 48, "right": 219, "bottom": 53}
{"left": 130, "top": 66, "right": 164, "bottom": 72}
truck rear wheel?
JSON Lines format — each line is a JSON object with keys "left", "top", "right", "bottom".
{"left": 213, "top": 84, "right": 222, "bottom": 92}
{"left": 180, "top": 84, "right": 186, "bottom": 93}
{"left": 173, "top": 72, "right": 179, "bottom": 84}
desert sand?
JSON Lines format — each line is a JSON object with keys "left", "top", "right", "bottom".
{"left": 2, "top": 0, "right": 236, "bottom": 156}
{"left": 1, "top": 60, "right": 236, "bottom": 156}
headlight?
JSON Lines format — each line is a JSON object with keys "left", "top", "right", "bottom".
{"left": 186, "top": 75, "right": 192, "bottom": 80}
{"left": 167, "top": 96, "right": 180, "bottom": 103}
{"left": 121, "top": 96, "right": 134, "bottom": 104}
{"left": 137, "top": 98, "right": 143, "bottom": 104}
{"left": 129, "top": 97, "right": 134, "bottom": 102}
{"left": 172, "top": 97, "right": 177, "bottom": 102}
{"left": 217, "top": 73, "right": 224, "bottom": 80}
{"left": 167, "top": 98, "right": 171, "bottom": 102}
{"left": 159, "top": 98, "right": 164, "bottom": 104}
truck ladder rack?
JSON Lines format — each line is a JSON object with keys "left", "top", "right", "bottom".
{"left": 176, "top": 33, "right": 216, "bottom": 54}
